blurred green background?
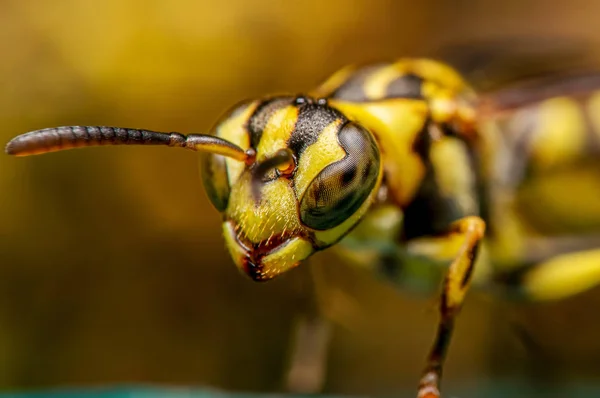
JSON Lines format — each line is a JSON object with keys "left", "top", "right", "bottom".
{"left": 2, "top": 0, "right": 600, "bottom": 397}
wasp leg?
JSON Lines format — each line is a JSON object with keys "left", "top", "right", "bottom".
{"left": 284, "top": 262, "right": 332, "bottom": 394}
{"left": 415, "top": 216, "right": 486, "bottom": 398}
{"left": 284, "top": 311, "right": 331, "bottom": 393}
{"left": 284, "top": 255, "right": 370, "bottom": 393}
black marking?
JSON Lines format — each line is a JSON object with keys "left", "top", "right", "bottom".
{"left": 243, "top": 258, "right": 266, "bottom": 282}
{"left": 460, "top": 240, "right": 481, "bottom": 288}
{"left": 438, "top": 120, "right": 493, "bottom": 236}
{"left": 492, "top": 261, "right": 535, "bottom": 295}
{"left": 329, "top": 64, "right": 389, "bottom": 102}
{"left": 402, "top": 121, "right": 481, "bottom": 240}
{"left": 86, "top": 126, "right": 102, "bottom": 142}
{"left": 379, "top": 252, "right": 402, "bottom": 280}
{"left": 386, "top": 73, "right": 424, "bottom": 99}
{"left": 427, "top": 310, "right": 454, "bottom": 362}
{"left": 461, "top": 128, "right": 493, "bottom": 236}
{"left": 250, "top": 148, "right": 295, "bottom": 202}
{"left": 287, "top": 103, "right": 346, "bottom": 157}
{"left": 247, "top": 97, "right": 294, "bottom": 149}
{"left": 402, "top": 121, "right": 454, "bottom": 239}
{"left": 340, "top": 166, "right": 357, "bottom": 185}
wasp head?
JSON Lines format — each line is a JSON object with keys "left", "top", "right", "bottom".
{"left": 201, "top": 96, "right": 383, "bottom": 281}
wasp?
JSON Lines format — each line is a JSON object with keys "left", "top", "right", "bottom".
{"left": 6, "top": 52, "right": 600, "bottom": 397}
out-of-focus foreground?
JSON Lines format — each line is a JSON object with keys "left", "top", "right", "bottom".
{"left": 2, "top": 1, "right": 600, "bottom": 396}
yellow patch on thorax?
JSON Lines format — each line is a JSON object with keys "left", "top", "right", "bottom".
{"left": 393, "top": 58, "right": 466, "bottom": 92}
{"left": 330, "top": 98, "right": 429, "bottom": 206}
{"left": 363, "top": 64, "right": 402, "bottom": 100}
{"left": 311, "top": 65, "right": 357, "bottom": 97}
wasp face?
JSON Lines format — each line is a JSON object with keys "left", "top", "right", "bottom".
{"left": 201, "top": 96, "right": 382, "bottom": 281}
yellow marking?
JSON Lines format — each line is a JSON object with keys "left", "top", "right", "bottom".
{"left": 294, "top": 120, "right": 345, "bottom": 199}
{"left": 330, "top": 98, "right": 428, "bottom": 205}
{"left": 428, "top": 92, "right": 457, "bottom": 123}
{"left": 522, "top": 248, "right": 600, "bottom": 301}
{"left": 394, "top": 58, "right": 466, "bottom": 92}
{"left": 429, "top": 136, "right": 478, "bottom": 216}
{"left": 407, "top": 236, "right": 493, "bottom": 288}
{"left": 216, "top": 101, "right": 259, "bottom": 186}
{"left": 311, "top": 64, "right": 357, "bottom": 98}
{"left": 530, "top": 97, "right": 587, "bottom": 171}
{"left": 256, "top": 105, "right": 298, "bottom": 160}
{"left": 261, "top": 237, "right": 314, "bottom": 279}
{"left": 410, "top": 233, "right": 465, "bottom": 261}
{"left": 392, "top": 59, "right": 474, "bottom": 129}
{"left": 226, "top": 172, "right": 302, "bottom": 244}
{"left": 421, "top": 80, "right": 442, "bottom": 100}
{"left": 516, "top": 166, "right": 600, "bottom": 233}
{"left": 443, "top": 216, "right": 486, "bottom": 310}
{"left": 363, "top": 64, "right": 401, "bottom": 100}
{"left": 222, "top": 221, "right": 250, "bottom": 273}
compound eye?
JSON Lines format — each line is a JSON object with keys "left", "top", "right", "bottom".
{"left": 200, "top": 152, "right": 230, "bottom": 212}
{"left": 299, "top": 123, "right": 380, "bottom": 230}
{"left": 199, "top": 100, "right": 256, "bottom": 212}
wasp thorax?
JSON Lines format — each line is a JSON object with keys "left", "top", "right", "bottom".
{"left": 200, "top": 95, "right": 382, "bottom": 281}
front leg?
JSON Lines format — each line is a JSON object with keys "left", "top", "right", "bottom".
{"left": 284, "top": 260, "right": 333, "bottom": 394}
{"left": 416, "top": 216, "right": 486, "bottom": 398}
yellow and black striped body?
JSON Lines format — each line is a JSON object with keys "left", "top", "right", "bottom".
{"left": 306, "top": 60, "right": 600, "bottom": 298}
{"left": 314, "top": 59, "right": 483, "bottom": 239}
{"left": 289, "top": 59, "right": 486, "bottom": 291}
{"left": 191, "top": 57, "right": 600, "bottom": 298}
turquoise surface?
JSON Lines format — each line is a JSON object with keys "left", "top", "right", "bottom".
{"left": 1, "top": 382, "right": 600, "bottom": 398}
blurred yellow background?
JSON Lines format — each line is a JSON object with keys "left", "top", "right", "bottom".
{"left": 2, "top": 0, "right": 600, "bottom": 396}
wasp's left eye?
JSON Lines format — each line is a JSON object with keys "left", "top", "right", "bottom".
{"left": 299, "top": 123, "right": 380, "bottom": 230}
{"left": 200, "top": 152, "right": 230, "bottom": 212}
